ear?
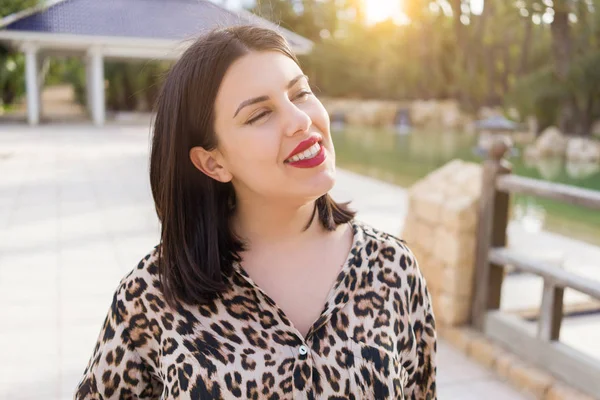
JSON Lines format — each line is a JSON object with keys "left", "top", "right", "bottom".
{"left": 189, "top": 146, "right": 233, "bottom": 183}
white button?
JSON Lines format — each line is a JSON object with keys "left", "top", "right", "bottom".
{"left": 298, "top": 345, "right": 308, "bottom": 355}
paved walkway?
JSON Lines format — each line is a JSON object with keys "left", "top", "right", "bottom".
{"left": 0, "top": 123, "right": 535, "bottom": 399}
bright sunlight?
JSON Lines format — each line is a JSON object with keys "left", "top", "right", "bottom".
{"left": 363, "top": 0, "right": 409, "bottom": 25}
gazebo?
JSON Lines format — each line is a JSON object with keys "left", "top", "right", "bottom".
{"left": 0, "top": 0, "right": 313, "bottom": 126}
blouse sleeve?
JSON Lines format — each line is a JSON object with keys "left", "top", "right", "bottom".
{"left": 74, "top": 283, "right": 163, "bottom": 399}
{"left": 405, "top": 253, "right": 438, "bottom": 400}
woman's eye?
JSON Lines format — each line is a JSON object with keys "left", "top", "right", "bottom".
{"left": 244, "top": 91, "right": 311, "bottom": 125}
{"left": 246, "top": 111, "right": 270, "bottom": 125}
{"left": 294, "top": 90, "right": 312, "bottom": 101}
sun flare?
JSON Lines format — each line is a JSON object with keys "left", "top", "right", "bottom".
{"left": 363, "top": 0, "right": 408, "bottom": 25}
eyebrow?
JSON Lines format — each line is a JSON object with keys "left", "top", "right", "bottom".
{"left": 233, "top": 74, "right": 309, "bottom": 118}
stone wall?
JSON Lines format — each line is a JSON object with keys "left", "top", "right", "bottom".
{"left": 525, "top": 126, "right": 600, "bottom": 163}
{"left": 401, "top": 159, "right": 482, "bottom": 326}
{"left": 319, "top": 97, "right": 470, "bottom": 129}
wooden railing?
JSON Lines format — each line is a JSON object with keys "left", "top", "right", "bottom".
{"left": 470, "top": 139, "right": 600, "bottom": 398}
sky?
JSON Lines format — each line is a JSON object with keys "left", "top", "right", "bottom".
{"left": 363, "top": 0, "right": 486, "bottom": 25}
{"left": 211, "top": 0, "right": 487, "bottom": 23}
{"left": 470, "top": 0, "right": 484, "bottom": 15}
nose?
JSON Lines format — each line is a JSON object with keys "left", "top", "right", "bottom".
{"left": 282, "top": 101, "right": 311, "bottom": 137}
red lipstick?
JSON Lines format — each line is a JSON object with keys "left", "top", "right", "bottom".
{"left": 287, "top": 145, "right": 326, "bottom": 168}
{"left": 285, "top": 136, "right": 319, "bottom": 160}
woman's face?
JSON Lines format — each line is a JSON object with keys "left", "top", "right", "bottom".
{"left": 211, "top": 50, "right": 336, "bottom": 204}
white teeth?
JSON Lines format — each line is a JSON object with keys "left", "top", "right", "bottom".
{"left": 287, "top": 142, "right": 321, "bottom": 163}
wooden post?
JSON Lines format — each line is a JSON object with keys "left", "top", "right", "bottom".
{"left": 538, "top": 282, "right": 564, "bottom": 341}
{"left": 471, "top": 138, "right": 512, "bottom": 330}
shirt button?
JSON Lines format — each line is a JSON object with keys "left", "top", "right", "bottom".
{"left": 298, "top": 345, "right": 308, "bottom": 356}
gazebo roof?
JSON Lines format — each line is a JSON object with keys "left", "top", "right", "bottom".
{"left": 0, "top": 0, "right": 313, "bottom": 56}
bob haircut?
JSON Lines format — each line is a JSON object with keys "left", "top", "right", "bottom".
{"left": 150, "top": 25, "right": 355, "bottom": 307}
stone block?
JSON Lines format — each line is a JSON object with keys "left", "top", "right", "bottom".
{"left": 433, "top": 227, "right": 476, "bottom": 268}
{"left": 421, "top": 256, "right": 445, "bottom": 293}
{"left": 406, "top": 241, "right": 425, "bottom": 265}
{"left": 408, "top": 178, "right": 433, "bottom": 197}
{"left": 424, "top": 159, "right": 465, "bottom": 183}
{"left": 441, "top": 183, "right": 463, "bottom": 197}
{"left": 440, "top": 327, "right": 481, "bottom": 353}
{"left": 443, "top": 264, "right": 476, "bottom": 298}
{"left": 440, "top": 195, "right": 478, "bottom": 233}
{"left": 407, "top": 180, "right": 436, "bottom": 213}
{"left": 433, "top": 292, "right": 471, "bottom": 326}
{"left": 508, "top": 363, "right": 554, "bottom": 399}
{"left": 400, "top": 214, "right": 419, "bottom": 243}
{"left": 414, "top": 191, "right": 445, "bottom": 225}
{"left": 451, "top": 162, "right": 482, "bottom": 186}
{"left": 495, "top": 348, "right": 520, "bottom": 380}
{"left": 427, "top": 288, "right": 442, "bottom": 316}
{"left": 464, "top": 176, "right": 483, "bottom": 198}
{"left": 536, "top": 126, "right": 567, "bottom": 157}
{"left": 468, "top": 336, "right": 500, "bottom": 369}
{"left": 414, "top": 221, "right": 436, "bottom": 256}
{"left": 546, "top": 384, "right": 597, "bottom": 400}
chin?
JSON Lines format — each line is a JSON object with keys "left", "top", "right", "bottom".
{"left": 311, "top": 171, "right": 336, "bottom": 198}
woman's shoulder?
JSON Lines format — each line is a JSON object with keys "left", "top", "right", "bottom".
{"left": 112, "top": 245, "right": 164, "bottom": 312}
{"left": 351, "top": 220, "right": 424, "bottom": 276}
{"left": 353, "top": 220, "right": 415, "bottom": 258}
{"left": 353, "top": 220, "right": 433, "bottom": 318}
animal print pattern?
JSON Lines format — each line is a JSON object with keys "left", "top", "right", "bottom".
{"left": 75, "top": 221, "right": 437, "bottom": 399}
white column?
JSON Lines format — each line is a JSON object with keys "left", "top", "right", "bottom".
{"left": 23, "top": 43, "right": 40, "bottom": 126}
{"left": 88, "top": 48, "right": 105, "bottom": 126}
{"left": 85, "top": 55, "right": 93, "bottom": 118}
{"left": 37, "top": 54, "right": 49, "bottom": 121}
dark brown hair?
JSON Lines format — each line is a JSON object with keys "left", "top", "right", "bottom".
{"left": 150, "top": 25, "right": 355, "bottom": 307}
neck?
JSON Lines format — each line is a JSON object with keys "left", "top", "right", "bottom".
{"left": 232, "top": 195, "right": 324, "bottom": 248}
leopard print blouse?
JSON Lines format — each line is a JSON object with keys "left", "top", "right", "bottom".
{"left": 75, "top": 220, "right": 437, "bottom": 399}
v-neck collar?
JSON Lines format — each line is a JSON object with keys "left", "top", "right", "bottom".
{"left": 231, "top": 220, "right": 365, "bottom": 342}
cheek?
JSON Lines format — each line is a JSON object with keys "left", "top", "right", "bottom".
{"left": 225, "top": 128, "right": 280, "bottom": 170}
{"left": 309, "top": 100, "right": 330, "bottom": 134}
{"left": 310, "top": 102, "right": 333, "bottom": 151}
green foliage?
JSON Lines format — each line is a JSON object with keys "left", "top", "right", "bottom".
{"left": 0, "top": 0, "right": 38, "bottom": 18}
{"left": 102, "top": 61, "right": 171, "bottom": 112}
{"left": 53, "top": 58, "right": 87, "bottom": 105}
{"left": 0, "top": 50, "right": 25, "bottom": 106}
{"left": 507, "top": 66, "right": 563, "bottom": 131}
{"left": 507, "top": 46, "right": 600, "bottom": 134}
{"left": 55, "top": 59, "right": 171, "bottom": 112}
{"left": 303, "top": 16, "right": 460, "bottom": 101}
{"left": 0, "top": 0, "right": 39, "bottom": 108}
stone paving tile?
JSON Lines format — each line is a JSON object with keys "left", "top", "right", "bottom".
{"left": 0, "top": 331, "right": 60, "bottom": 375}
{"left": 436, "top": 338, "right": 494, "bottom": 385}
{"left": 439, "top": 378, "right": 536, "bottom": 400}
{"left": 0, "top": 303, "right": 58, "bottom": 332}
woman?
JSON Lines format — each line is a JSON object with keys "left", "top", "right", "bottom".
{"left": 75, "top": 25, "right": 436, "bottom": 400}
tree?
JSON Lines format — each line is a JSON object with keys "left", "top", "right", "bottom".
{"left": 0, "top": 0, "right": 37, "bottom": 18}
{"left": 0, "top": 0, "right": 39, "bottom": 107}
{"left": 513, "top": 0, "right": 600, "bottom": 135}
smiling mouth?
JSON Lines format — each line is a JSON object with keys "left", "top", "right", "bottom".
{"left": 285, "top": 141, "right": 322, "bottom": 163}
